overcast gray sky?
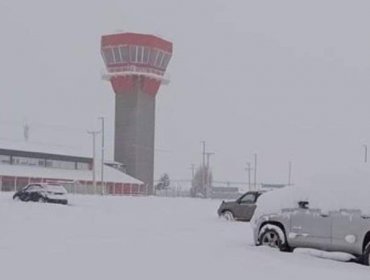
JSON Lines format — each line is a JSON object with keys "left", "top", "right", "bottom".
{"left": 1, "top": 0, "right": 370, "bottom": 186}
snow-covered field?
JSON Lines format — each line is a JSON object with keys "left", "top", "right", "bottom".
{"left": 0, "top": 193, "right": 369, "bottom": 280}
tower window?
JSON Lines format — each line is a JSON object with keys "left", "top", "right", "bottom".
{"left": 119, "top": 46, "right": 129, "bottom": 63}
{"left": 103, "top": 48, "right": 114, "bottom": 65}
{"left": 113, "top": 47, "right": 121, "bottom": 64}
{"left": 149, "top": 49, "right": 158, "bottom": 66}
{"left": 137, "top": 46, "right": 143, "bottom": 63}
{"left": 130, "top": 45, "right": 137, "bottom": 63}
{"left": 155, "top": 51, "right": 164, "bottom": 68}
{"left": 143, "top": 47, "right": 150, "bottom": 64}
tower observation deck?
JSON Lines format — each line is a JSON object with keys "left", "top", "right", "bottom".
{"left": 101, "top": 32, "right": 173, "bottom": 193}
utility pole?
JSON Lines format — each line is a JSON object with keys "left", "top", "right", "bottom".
{"left": 88, "top": 130, "right": 100, "bottom": 194}
{"left": 201, "top": 141, "right": 206, "bottom": 188}
{"left": 288, "top": 161, "right": 292, "bottom": 186}
{"left": 206, "top": 152, "right": 214, "bottom": 168}
{"left": 23, "top": 122, "right": 30, "bottom": 142}
{"left": 245, "top": 162, "right": 253, "bottom": 191}
{"left": 98, "top": 117, "right": 105, "bottom": 195}
{"left": 205, "top": 152, "right": 215, "bottom": 186}
{"left": 190, "top": 164, "right": 196, "bottom": 179}
{"left": 363, "top": 144, "right": 368, "bottom": 163}
{"left": 254, "top": 153, "right": 258, "bottom": 190}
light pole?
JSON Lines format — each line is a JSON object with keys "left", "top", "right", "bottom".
{"left": 288, "top": 161, "right": 292, "bottom": 186}
{"left": 99, "top": 117, "right": 105, "bottom": 194}
{"left": 254, "top": 153, "right": 258, "bottom": 190}
{"left": 88, "top": 130, "right": 100, "bottom": 194}
{"left": 245, "top": 162, "right": 253, "bottom": 191}
{"left": 363, "top": 144, "right": 368, "bottom": 163}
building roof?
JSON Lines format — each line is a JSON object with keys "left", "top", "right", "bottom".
{"left": 0, "top": 148, "right": 91, "bottom": 164}
{"left": 0, "top": 140, "right": 143, "bottom": 185}
{"left": 0, "top": 163, "right": 143, "bottom": 185}
{"left": 0, "top": 139, "right": 90, "bottom": 159}
{"left": 101, "top": 32, "right": 173, "bottom": 52}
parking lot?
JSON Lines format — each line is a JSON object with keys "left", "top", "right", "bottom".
{"left": 0, "top": 193, "right": 369, "bottom": 280}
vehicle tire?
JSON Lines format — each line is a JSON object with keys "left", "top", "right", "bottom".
{"left": 362, "top": 242, "right": 370, "bottom": 266}
{"left": 38, "top": 196, "right": 46, "bottom": 203}
{"left": 221, "top": 210, "right": 235, "bottom": 221}
{"left": 13, "top": 194, "right": 20, "bottom": 201}
{"left": 259, "top": 227, "right": 291, "bottom": 252}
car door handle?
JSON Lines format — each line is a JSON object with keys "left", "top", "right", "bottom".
{"left": 320, "top": 214, "right": 329, "bottom": 217}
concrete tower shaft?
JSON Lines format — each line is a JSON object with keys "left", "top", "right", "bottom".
{"left": 101, "top": 33, "right": 173, "bottom": 192}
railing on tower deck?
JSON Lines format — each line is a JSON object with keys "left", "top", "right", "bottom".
{"left": 101, "top": 65, "right": 170, "bottom": 84}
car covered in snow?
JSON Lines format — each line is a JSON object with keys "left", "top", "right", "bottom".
{"left": 13, "top": 183, "right": 68, "bottom": 205}
{"left": 252, "top": 184, "right": 370, "bottom": 265}
{"left": 217, "top": 191, "right": 265, "bottom": 221}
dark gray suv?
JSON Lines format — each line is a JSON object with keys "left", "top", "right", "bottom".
{"left": 217, "top": 191, "right": 264, "bottom": 221}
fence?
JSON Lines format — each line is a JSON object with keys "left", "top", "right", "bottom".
{"left": 153, "top": 180, "right": 247, "bottom": 199}
{"left": 63, "top": 182, "right": 150, "bottom": 196}
{"left": 0, "top": 176, "right": 151, "bottom": 196}
{"left": 0, "top": 176, "right": 283, "bottom": 198}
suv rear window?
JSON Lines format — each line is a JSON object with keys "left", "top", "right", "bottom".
{"left": 45, "top": 185, "right": 67, "bottom": 193}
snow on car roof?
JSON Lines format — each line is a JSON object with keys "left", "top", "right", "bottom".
{"left": 253, "top": 166, "right": 370, "bottom": 221}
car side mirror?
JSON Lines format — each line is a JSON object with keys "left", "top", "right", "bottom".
{"left": 298, "top": 201, "right": 309, "bottom": 209}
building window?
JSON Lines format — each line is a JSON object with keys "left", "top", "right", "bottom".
{"left": 103, "top": 48, "right": 114, "bottom": 65}
{"left": 113, "top": 47, "right": 121, "bottom": 64}
{"left": 45, "top": 160, "right": 75, "bottom": 170}
{"left": 0, "top": 155, "right": 11, "bottom": 164}
{"left": 13, "top": 156, "right": 45, "bottom": 167}
{"left": 119, "top": 46, "right": 129, "bottom": 63}
{"left": 77, "top": 162, "right": 90, "bottom": 170}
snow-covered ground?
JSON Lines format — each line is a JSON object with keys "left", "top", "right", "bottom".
{"left": 0, "top": 193, "right": 369, "bottom": 280}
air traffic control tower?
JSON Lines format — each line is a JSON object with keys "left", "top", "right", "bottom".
{"left": 101, "top": 33, "right": 173, "bottom": 193}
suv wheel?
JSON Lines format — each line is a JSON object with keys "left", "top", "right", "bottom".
{"left": 363, "top": 242, "right": 370, "bottom": 266}
{"left": 260, "top": 229, "right": 282, "bottom": 248}
{"left": 259, "top": 226, "right": 292, "bottom": 252}
{"left": 38, "top": 196, "right": 46, "bottom": 203}
{"left": 222, "top": 210, "right": 234, "bottom": 221}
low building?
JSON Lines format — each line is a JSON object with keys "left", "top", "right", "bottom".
{"left": 0, "top": 143, "right": 145, "bottom": 195}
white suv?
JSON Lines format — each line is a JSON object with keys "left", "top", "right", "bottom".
{"left": 13, "top": 183, "right": 68, "bottom": 205}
